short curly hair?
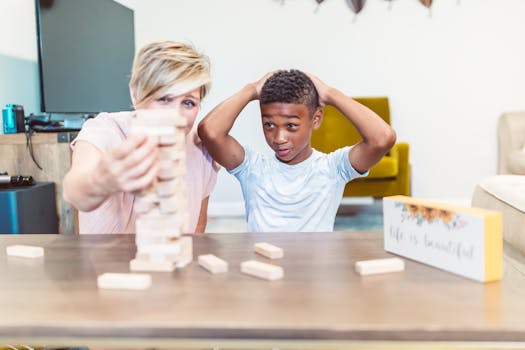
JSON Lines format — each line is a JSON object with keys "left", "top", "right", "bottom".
{"left": 259, "top": 70, "right": 320, "bottom": 115}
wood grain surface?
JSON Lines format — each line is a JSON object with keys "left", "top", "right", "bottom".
{"left": 0, "top": 231, "right": 524, "bottom": 347}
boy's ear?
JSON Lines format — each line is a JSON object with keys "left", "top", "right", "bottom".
{"left": 312, "top": 107, "right": 323, "bottom": 130}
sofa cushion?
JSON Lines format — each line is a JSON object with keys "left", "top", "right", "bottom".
{"left": 508, "top": 151, "right": 525, "bottom": 175}
{"left": 366, "top": 156, "right": 398, "bottom": 179}
{"left": 472, "top": 175, "right": 525, "bottom": 255}
{"left": 478, "top": 175, "right": 525, "bottom": 213}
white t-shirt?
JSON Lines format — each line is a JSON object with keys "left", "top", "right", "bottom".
{"left": 229, "top": 146, "right": 367, "bottom": 232}
{"left": 71, "top": 111, "right": 219, "bottom": 234}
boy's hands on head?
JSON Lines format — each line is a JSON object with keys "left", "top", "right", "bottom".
{"left": 96, "top": 133, "right": 159, "bottom": 195}
{"left": 305, "top": 72, "right": 333, "bottom": 107}
{"left": 254, "top": 70, "right": 284, "bottom": 99}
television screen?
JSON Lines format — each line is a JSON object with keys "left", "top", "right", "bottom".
{"left": 35, "top": 0, "right": 135, "bottom": 114}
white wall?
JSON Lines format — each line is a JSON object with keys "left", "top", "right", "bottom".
{"left": 118, "top": 0, "right": 525, "bottom": 214}
{"left": 4, "top": 0, "right": 525, "bottom": 214}
{"left": 0, "top": 0, "right": 37, "bottom": 60}
{"left": 0, "top": 0, "right": 40, "bottom": 115}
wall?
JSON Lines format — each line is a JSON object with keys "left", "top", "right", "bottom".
{"left": 119, "top": 0, "right": 525, "bottom": 214}
{"left": 0, "top": 0, "right": 40, "bottom": 116}
{"left": 3, "top": 0, "right": 525, "bottom": 215}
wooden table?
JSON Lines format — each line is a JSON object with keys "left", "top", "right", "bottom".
{"left": 1, "top": 231, "right": 525, "bottom": 349}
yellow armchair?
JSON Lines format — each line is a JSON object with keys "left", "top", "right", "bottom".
{"left": 311, "top": 97, "right": 410, "bottom": 198}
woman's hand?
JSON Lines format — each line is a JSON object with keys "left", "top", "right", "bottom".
{"left": 95, "top": 133, "right": 159, "bottom": 195}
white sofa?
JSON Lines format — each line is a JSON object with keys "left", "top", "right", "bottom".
{"left": 472, "top": 112, "right": 525, "bottom": 255}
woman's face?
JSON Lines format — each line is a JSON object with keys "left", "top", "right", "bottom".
{"left": 144, "top": 87, "right": 201, "bottom": 132}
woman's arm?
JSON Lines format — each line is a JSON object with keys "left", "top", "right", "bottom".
{"left": 62, "top": 134, "right": 159, "bottom": 212}
{"left": 195, "top": 196, "right": 210, "bottom": 233}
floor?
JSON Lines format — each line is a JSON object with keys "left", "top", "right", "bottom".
{"left": 206, "top": 200, "right": 384, "bottom": 233}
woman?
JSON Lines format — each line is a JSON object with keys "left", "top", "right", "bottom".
{"left": 63, "top": 41, "right": 219, "bottom": 234}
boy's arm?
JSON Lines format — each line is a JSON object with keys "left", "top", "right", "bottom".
{"left": 308, "top": 74, "right": 397, "bottom": 174}
{"left": 198, "top": 72, "right": 275, "bottom": 170}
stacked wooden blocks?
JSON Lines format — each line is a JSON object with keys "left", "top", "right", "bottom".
{"left": 129, "top": 109, "right": 192, "bottom": 272}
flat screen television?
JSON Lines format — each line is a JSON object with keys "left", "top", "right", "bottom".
{"left": 35, "top": 0, "right": 135, "bottom": 114}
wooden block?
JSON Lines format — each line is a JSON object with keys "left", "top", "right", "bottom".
{"left": 135, "top": 232, "right": 178, "bottom": 246}
{"left": 159, "top": 131, "right": 185, "bottom": 147}
{"left": 175, "top": 236, "right": 193, "bottom": 268}
{"left": 175, "top": 255, "right": 192, "bottom": 268}
{"left": 254, "top": 242, "right": 283, "bottom": 259}
{"left": 137, "top": 241, "right": 181, "bottom": 253}
{"left": 135, "top": 212, "right": 182, "bottom": 236}
{"left": 129, "top": 259, "right": 176, "bottom": 272}
{"left": 198, "top": 254, "right": 228, "bottom": 274}
{"left": 355, "top": 257, "right": 405, "bottom": 276}
{"left": 241, "top": 260, "right": 283, "bottom": 281}
{"left": 132, "top": 109, "right": 186, "bottom": 129}
{"left": 159, "top": 146, "right": 185, "bottom": 161}
{"left": 133, "top": 193, "right": 158, "bottom": 213}
{"left": 156, "top": 179, "right": 178, "bottom": 197}
{"left": 159, "top": 196, "right": 187, "bottom": 215}
{"left": 97, "top": 272, "right": 152, "bottom": 290}
{"left": 158, "top": 133, "right": 176, "bottom": 146}
{"left": 157, "top": 160, "right": 185, "bottom": 180}
{"left": 6, "top": 245, "right": 44, "bottom": 258}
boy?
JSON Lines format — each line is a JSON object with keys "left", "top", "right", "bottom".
{"left": 198, "top": 70, "right": 395, "bottom": 232}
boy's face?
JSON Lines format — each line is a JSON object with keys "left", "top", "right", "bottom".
{"left": 260, "top": 102, "right": 322, "bottom": 165}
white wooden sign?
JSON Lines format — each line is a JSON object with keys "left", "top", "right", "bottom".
{"left": 383, "top": 196, "right": 502, "bottom": 282}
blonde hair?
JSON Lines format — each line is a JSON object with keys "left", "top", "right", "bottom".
{"left": 130, "top": 40, "right": 211, "bottom": 109}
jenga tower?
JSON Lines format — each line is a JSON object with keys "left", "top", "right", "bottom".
{"left": 129, "top": 109, "right": 193, "bottom": 272}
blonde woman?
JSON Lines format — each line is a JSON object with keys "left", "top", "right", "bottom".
{"left": 63, "top": 41, "right": 219, "bottom": 234}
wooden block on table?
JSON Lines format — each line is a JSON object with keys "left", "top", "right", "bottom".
{"left": 159, "top": 131, "right": 185, "bottom": 147}
{"left": 97, "top": 272, "right": 152, "bottom": 290}
{"left": 158, "top": 133, "right": 176, "bottom": 146}
{"left": 132, "top": 109, "right": 186, "bottom": 128}
{"left": 241, "top": 260, "right": 283, "bottom": 281}
{"left": 355, "top": 257, "right": 405, "bottom": 276}
{"left": 137, "top": 241, "right": 181, "bottom": 253}
{"left": 135, "top": 212, "right": 182, "bottom": 236}
{"left": 159, "top": 196, "right": 187, "bottom": 215}
{"left": 135, "top": 233, "right": 179, "bottom": 246}
{"left": 156, "top": 179, "right": 178, "bottom": 197}
{"left": 175, "top": 236, "right": 193, "bottom": 268}
{"left": 157, "top": 159, "right": 185, "bottom": 180}
{"left": 198, "top": 254, "right": 228, "bottom": 274}
{"left": 129, "top": 258, "right": 176, "bottom": 272}
{"left": 133, "top": 193, "right": 158, "bottom": 214}
{"left": 131, "top": 109, "right": 186, "bottom": 147}
{"left": 175, "top": 255, "right": 193, "bottom": 268}
{"left": 6, "top": 245, "right": 44, "bottom": 258}
{"left": 254, "top": 242, "right": 283, "bottom": 259}
{"left": 159, "top": 146, "right": 185, "bottom": 161}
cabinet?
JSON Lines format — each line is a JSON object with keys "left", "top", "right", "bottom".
{"left": 0, "top": 132, "right": 78, "bottom": 234}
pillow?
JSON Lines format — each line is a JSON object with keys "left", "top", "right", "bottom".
{"left": 509, "top": 150, "right": 525, "bottom": 175}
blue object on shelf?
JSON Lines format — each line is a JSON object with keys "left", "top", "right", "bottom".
{"left": 2, "top": 104, "right": 25, "bottom": 134}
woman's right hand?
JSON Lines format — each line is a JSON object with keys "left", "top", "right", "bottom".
{"left": 95, "top": 133, "right": 159, "bottom": 195}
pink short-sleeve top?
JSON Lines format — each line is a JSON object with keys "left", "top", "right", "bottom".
{"left": 71, "top": 111, "right": 219, "bottom": 234}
